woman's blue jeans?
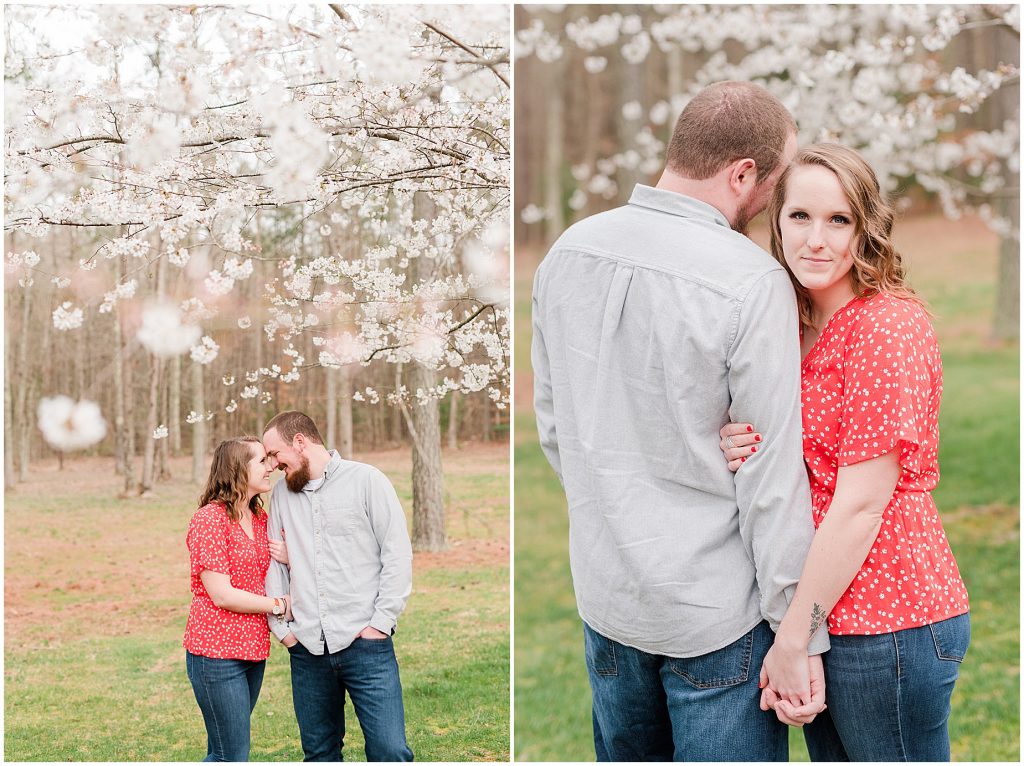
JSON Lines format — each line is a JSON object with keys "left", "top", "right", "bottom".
{"left": 804, "top": 612, "right": 970, "bottom": 762}
{"left": 185, "top": 651, "right": 266, "bottom": 762}
{"left": 584, "top": 620, "right": 788, "bottom": 761}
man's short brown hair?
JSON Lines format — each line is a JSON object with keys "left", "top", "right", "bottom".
{"left": 263, "top": 410, "right": 325, "bottom": 445}
{"left": 665, "top": 81, "right": 796, "bottom": 182}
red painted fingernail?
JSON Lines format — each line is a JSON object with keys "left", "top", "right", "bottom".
{"left": 747, "top": 425, "right": 753, "bottom": 432}
{"left": 740, "top": 457, "right": 746, "bottom": 463}
{"left": 750, "top": 446, "right": 757, "bottom": 453}
{"left": 754, "top": 434, "right": 761, "bottom": 442}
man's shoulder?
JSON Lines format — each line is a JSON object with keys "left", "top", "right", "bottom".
{"left": 543, "top": 203, "right": 778, "bottom": 273}
{"left": 328, "top": 457, "right": 390, "bottom": 488}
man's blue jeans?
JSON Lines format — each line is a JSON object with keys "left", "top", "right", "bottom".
{"left": 803, "top": 612, "right": 970, "bottom": 762}
{"left": 288, "top": 637, "right": 413, "bottom": 762}
{"left": 185, "top": 651, "right": 266, "bottom": 762}
{"left": 584, "top": 620, "right": 787, "bottom": 762}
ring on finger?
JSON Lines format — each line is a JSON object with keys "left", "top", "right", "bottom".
{"left": 724, "top": 435, "right": 735, "bottom": 448}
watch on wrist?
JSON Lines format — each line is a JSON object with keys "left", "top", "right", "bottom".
{"left": 271, "top": 598, "right": 284, "bottom": 616}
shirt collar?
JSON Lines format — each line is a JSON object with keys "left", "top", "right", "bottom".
{"left": 627, "top": 184, "right": 731, "bottom": 229}
{"left": 302, "top": 450, "right": 342, "bottom": 492}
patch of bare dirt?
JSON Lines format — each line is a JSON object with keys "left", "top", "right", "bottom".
{"left": 5, "top": 443, "right": 508, "bottom": 643}
{"left": 414, "top": 538, "right": 509, "bottom": 572}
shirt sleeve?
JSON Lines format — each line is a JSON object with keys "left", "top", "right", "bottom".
{"left": 532, "top": 267, "right": 563, "bottom": 485}
{"left": 837, "top": 302, "right": 932, "bottom": 474}
{"left": 264, "top": 494, "right": 293, "bottom": 641}
{"left": 364, "top": 468, "right": 413, "bottom": 635}
{"left": 187, "top": 505, "right": 231, "bottom": 578}
{"left": 728, "top": 270, "right": 829, "bottom": 656}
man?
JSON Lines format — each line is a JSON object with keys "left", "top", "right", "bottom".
{"left": 531, "top": 81, "right": 828, "bottom": 761}
{"left": 263, "top": 411, "right": 413, "bottom": 762}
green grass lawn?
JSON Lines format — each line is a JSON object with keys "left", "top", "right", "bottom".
{"left": 5, "top": 444, "right": 509, "bottom": 761}
{"left": 513, "top": 216, "right": 1020, "bottom": 761}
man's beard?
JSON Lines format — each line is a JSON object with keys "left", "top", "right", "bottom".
{"left": 732, "top": 200, "right": 754, "bottom": 235}
{"left": 285, "top": 454, "right": 312, "bottom": 492}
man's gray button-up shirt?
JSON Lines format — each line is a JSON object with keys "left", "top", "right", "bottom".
{"left": 265, "top": 451, "right": 413, "bottom": 654}
{"left": 532, "top": 184, "right": 828, "bottom": 658}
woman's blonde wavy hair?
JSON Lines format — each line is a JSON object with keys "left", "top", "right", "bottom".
{"left": 766, "top": 143, "right": 924, "bottom": 331}
{"left": 199, "top": 437, "right": 266, "bottom": 522}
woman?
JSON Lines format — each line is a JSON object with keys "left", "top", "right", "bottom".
{"left": 184, "top": 437, "right": 289, "bottom": 762}
{"left": 719, "top": 144, "right": 970, "bottom": 761}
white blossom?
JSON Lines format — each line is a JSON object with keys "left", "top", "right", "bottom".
{"left": 98, "top": 280, "right": 138, "bottom": 314}
{"left": 52, "top": 302, "right": 84, "bottom": 331}
{"left": 37, "top": 396, "right": 107, "bottom": 451}
{"left": 190, "top": 336, "right": 219, "bottom": 365}
{"left": 152, "top": 424, "right": 169, "bottom": 440}
{"left": 137, "top": 302, "right": 202, "bottom": 357}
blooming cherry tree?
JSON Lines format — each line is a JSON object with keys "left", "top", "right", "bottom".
{"left": 5, "top": 4, "right": 509, "bottom": 543}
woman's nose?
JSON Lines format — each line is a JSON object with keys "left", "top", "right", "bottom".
{"left": 807, "top": 224, "right": 826, "bottom": 250}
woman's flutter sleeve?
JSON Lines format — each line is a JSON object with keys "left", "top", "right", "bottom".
{"left": 837, "top": 302, "right": 935, "bottom": 475}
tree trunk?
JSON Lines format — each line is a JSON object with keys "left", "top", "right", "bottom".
{"left": 140, "top": 252, "right": 166, "bottom": 494}
{"left": 326, "top": 365, "right": 338, "bottom": 449}
{"left": 990, "top": 24, "right": 1019, "bottom": 340}
{"left": 169, "top": 354, "right": 182, "bottom": 454}
{"left": 398, "top": 365, "right": 447, "bottom": 552}
{"left": 158, "top": 365, "right": 171, "bottom": 481}
{"left": 993, "top": 203, "right": 1020, "bottom": 340}
{"left": 338, "top": 364, "right": 354, "bottom": 459}
{"left": 112, "top": 253, "right": 133, "bottom": 493}
{"left": 15, "top": 280, "right": 32, "bottom": 481}
{"left": 480, "top": 394, "right": 492, "bottom": 442}
{"left": 390, "top": 402, "right": 403, "bottom": 444}
{"left": 191, "top": 360, "right": 206, "bottom": 483}
{"left": 4, "top": 310, "right": 17, "bottom": 489}
{"left": 139, "top": 355, "right": 162, "bottom": 494}
{"left": 447, "top": 391, "right": 459, "bottom": 450}
{"left": 543, "top": 19, "right": 566, "bottom": 242}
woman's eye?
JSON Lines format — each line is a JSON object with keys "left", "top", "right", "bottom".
{"left": 831, "top": 215, "right": 851, "bottom": 225}
{"left": 789, "top": 211, "right": 808, "bottom": 221}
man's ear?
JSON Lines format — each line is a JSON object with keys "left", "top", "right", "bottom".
{"left": 729, "top": 157, "right": 759, "bottom": 195}
{"left": 293, "top": 433, "right": 306, "bottom": 451}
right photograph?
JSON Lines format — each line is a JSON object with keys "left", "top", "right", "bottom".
{"left": 513, "top": 4, "right": 1019, "bottom": 763}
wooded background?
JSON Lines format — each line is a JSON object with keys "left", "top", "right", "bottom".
{"left": 514, "top": 4, "right": 1019, "bottom": 339}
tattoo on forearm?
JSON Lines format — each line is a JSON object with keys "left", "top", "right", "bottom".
{"left": 809, "top": 603, "right": 827, "bottom": 638}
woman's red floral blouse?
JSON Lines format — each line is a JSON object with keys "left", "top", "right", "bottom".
{"left": 183, "top": 502, "right": 271, "bottom": 660}
{"left": 801, "top": 292, "right": 969, "bottom": 635}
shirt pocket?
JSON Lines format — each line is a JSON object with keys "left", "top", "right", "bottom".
{"left": 322, "top": 504, "right": 364, "bottom": 533}
{"left": 322, "top": 505, "right": 378, "bottom": 564}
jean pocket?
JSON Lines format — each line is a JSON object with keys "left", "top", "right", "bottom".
{"left": 667, "top": 628, "right": 754, "bottom": 689}
{"left": 929, "top": 613, "right": 970, "bottom": 662}
{"left": 584, "top": 624, "right": 618, "bottom": 677}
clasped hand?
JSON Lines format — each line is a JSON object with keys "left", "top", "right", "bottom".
{"left": 759, "top": 648, "right": 826, "bottom": 727}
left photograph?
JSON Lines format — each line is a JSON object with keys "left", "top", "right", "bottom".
{"left": 4, "top": 4, "right": 510, "bottom": 762}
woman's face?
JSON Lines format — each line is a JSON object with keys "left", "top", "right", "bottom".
{"left": 779, "top": 164, "right": 858, "bottom": 299}
{"left": 245, "top": 442, "right": 273, "bottom": 497}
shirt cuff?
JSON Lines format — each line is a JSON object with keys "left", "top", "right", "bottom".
{"left": 269, "top": 618, "right": 292, "bottom": 642}
{"left": 370, "top": 612, "right": 396, "bottom": 636}
{"left": 807, "top": 627, "right": 831, "bottom": 656}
